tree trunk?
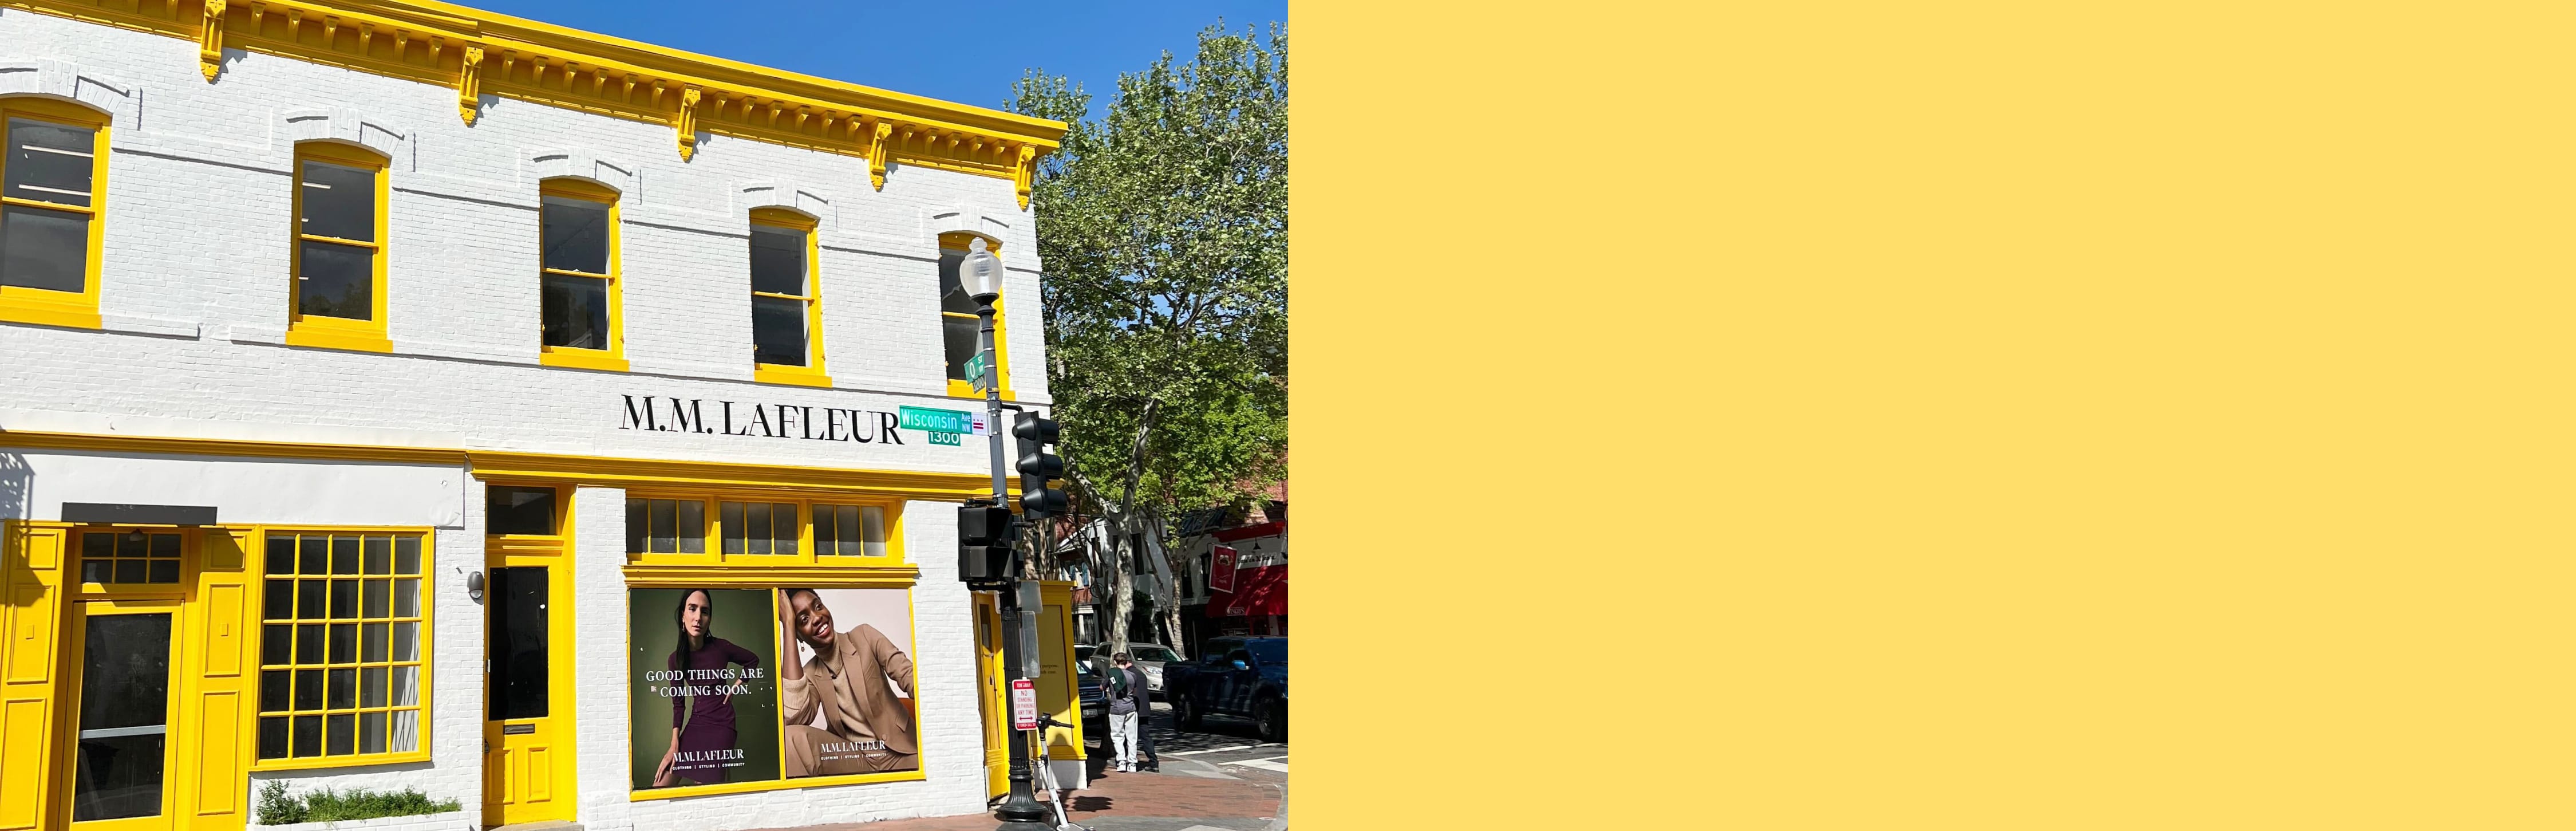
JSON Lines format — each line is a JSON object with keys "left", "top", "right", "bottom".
{"left": 1107, "top": 512, "right": 1136, "bottom": 655}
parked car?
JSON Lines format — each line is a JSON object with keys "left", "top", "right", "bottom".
{"left": 1164, "top": 636, "right": 1286, "bottom": 743}
{"left": 1077, "top": 642, "right": 1183, "bottom": 698}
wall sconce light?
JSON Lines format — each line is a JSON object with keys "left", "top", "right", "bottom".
{"left": 467, "top": 570, "right": 485, "bottom": 602}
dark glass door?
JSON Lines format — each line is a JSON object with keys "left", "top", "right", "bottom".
{"left": 487, "top": 566, "right": 548, "bottom": 720}
{"left": 72, "top": 608, "right": 174, "bottom": 825}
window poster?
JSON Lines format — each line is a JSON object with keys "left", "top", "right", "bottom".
{"left": 630, "top": 588, "right": 783, "bottom": 790}
{"left": 776, "top": 588, "right": 921, "bottom": 777}
{"left": 629, "top": 586, "right": 921, "bottom": 793}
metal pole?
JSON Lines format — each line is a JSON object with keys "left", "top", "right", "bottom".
{"left": 983, "top": 299, "right": 1049, "bottom": 828}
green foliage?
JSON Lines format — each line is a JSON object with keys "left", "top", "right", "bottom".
{"left": 1008, "top": 21, "right": 1289, "bottom": 522}
{"left": 255, "top": 779, "right": 461, "bottom": 825}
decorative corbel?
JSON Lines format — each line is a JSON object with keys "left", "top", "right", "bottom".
{"left": 287, "top": 8, "right": 302, "bottom": 40}
{"left": 358, "top": 22, "right": 374, "bottom": 56}
{"left": 456, "top": 46, "right": 484, "bottom": 124}
{"left": 198, "top": 0, "right": 228, "bottom": 82}
{"left": 866, "top": 120, "right": 891, "bottom": 190}
{"left": 1013, "top": 145, "right": 1037, "bottom": 210}
{"left": 675, "top": 86, "right": 702, "bottom": 160}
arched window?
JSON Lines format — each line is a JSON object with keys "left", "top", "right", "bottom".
{"left": 0, "top": 96, "right": 111, "bottom": 330}
{"left": 536, "top": 177, "right": 624, "bottom": 371}
{"left": 287, "top": 141, "right": 392, "bottom": 352}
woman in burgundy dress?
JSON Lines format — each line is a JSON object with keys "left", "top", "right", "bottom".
{"left": 654, "top": 589, "right": 761, "bottom": 787}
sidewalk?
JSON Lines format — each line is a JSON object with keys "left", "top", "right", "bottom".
{"left": 741, "top": 759, "right": 1286, "bottom": 831}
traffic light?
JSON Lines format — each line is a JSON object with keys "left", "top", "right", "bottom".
{"left": 1014, "top": 412, "right": 1069, "bottom": 517}
{"left": 956, "top": 499, "right": 1014, "bottom": 586}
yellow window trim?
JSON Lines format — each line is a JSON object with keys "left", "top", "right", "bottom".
{"left": 245, "top": 526, "right": 438, "bottom": 771}
{"left": 750, "top": 209, "right": 829, "bottom": 385}
{"left": 0, "top": 97, "right": 110, "bottom": 330}
{"left": 287, "top": 141, "right": 393, "bottom": 353}
{"left": 940, "top": 233, "right": 1014, "bottom": 400}
{"left": 536, "top": 178, "right": 627, "bottom": 372}
{"left": 621, "top": 489, "right": 908, "bottom": 569}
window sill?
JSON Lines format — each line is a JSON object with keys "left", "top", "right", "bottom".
{"left": 0, "top": 299, "right": 102, "bottom": 330}
{"left": 754, "top": 367, "right": 833, "bottom": 388}
{"left": 540, "top": 349, "right": 630, "bottom": 372}
{"left": 250, "top": 750, "right": 432, "bottom": 772}
{"left": 284, "top": 326, "right": 393, "bottom": 353}
{"left": 945, "top": 379, "right": 1016, "bottom": 401}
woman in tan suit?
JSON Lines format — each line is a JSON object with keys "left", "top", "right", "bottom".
{"left": 777, "top": 588, "right": 919, "bottom": 777}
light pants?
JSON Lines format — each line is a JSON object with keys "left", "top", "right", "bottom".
{"left": 1108, "top": 711, "right": 1140, "bottom": 767}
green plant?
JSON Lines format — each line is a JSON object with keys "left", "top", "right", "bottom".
{"left": 254, "top": 779, "right": 460, "bottom": 826}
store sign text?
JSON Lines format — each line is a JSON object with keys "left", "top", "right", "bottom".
{"left": 618, "top": 395, "right": 907, "bottom": 444}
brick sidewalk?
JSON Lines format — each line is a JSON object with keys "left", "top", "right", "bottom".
{"left": 742, "top": 765, "right": 1286, "bottom": 831}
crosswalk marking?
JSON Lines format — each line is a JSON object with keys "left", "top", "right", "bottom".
{"left": 1169, "top": 744, "right": 1258, "bottom": 756}
{"left": 1223, "top": 755, "right": 1289, "bottom": 773}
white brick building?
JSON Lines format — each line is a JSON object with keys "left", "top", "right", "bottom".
{"left": 0, "top": 2, "right": 1074, "bottom": 830}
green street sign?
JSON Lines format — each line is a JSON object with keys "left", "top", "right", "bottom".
{"left": 898, "top": 405, "right": 985, "bottom": 435}
{"left": 928, "top": 432, "right": 962, "bottom": 446}
{"left": 963, "top": 353, "right": 989, "bottom": 384}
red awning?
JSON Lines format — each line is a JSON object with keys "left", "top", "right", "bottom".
{"left": 1207, "top": 564, "right": 1286, "bottom": 617}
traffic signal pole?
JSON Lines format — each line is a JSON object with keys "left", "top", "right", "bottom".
{"left": 977, "top": 274, "right": 1050, "bottom": 829}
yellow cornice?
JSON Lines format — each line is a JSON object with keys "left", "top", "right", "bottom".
{"left": 3, "top": 0, "right": 1065, "bottom": 202}
{"left": 0, "top": 429, "right": 1015, "bottom": 502}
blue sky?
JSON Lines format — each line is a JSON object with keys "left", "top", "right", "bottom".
{"left": 468, "top": 1, "right": 1286, "bottom": 121}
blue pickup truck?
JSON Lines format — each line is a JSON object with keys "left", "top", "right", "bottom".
{"left": 1164, "top": 636, "right": 1286, "bottom": 743}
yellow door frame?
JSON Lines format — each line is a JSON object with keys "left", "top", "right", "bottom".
{"left": 973, "top": 593, "right": 1005, "bottom": 798}
{"left": 60, "top": 596, "right": 185, "bottom": 831}
{"left": 481, "top": 485, "right": 579, "bottom": 827}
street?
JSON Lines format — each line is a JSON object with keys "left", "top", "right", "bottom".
{"left": 1107, "top": 700, "right": 1289, "bottom": 780}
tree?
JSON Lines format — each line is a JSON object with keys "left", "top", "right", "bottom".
{"left": 1009, "top": 22, "right": 1287, "bottom": 657}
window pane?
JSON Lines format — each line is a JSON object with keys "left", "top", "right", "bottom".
{"left": 297, "top": 580, "right": 326, "bottom": 620}
{"left": 391, "top": 621, "right": 418, "bottom": 661}
{"left": 359, "top": 711, "right": 386, "bottom": 754}
{"left": 391, "top": 666, "right": 418, "bottom": 706}
{"left": 292, "top": 714, "right": 322, "bottom": 758}
{"left": 325, "top": 712, "right": 355, "bottom": 755}
{"left": 392, "top": 579, "right": 418, "bottom": 618}
{"left": 394, "top": 536, "right": 420, "bottom": 574}
{"left": 938, "top": 250, "right": 978, "bottom": 314}
{"left": 298, "top": 537, "right": 325, "bottom": 575}
{"left": 297, "top": 239, "right": 374, "bottom": 320}
{"left": 721, "top": 502, "right": 744, "bottom": 554}
{"left": 0, "top": 204, "right": 88, "bottom": 293}
{"left": 148, "top": 534, "right": 179, "bottom": 558}
{"left": 116, "top": 533, "right": 143, "bottom": 559}
{"left": 298, "top": 160, "right": 376, "bottom": 242}
{"left": 745, "top": 503, "right": 771, "bottom": 554}
{"left": 678, "top": 500, "right": 706, "bottom": 554}
{"left": 330, "top": 536, "right": 358, "bottom": 575}
{"left": 540, "top": 196, "right": 610, "bottom": 274}
{"left": 361, "top": 666, "right": 386, "bottom": 707}
{"left": 329, "top": 580, "right": 356, "bottom": 620}
{"left": 265, "top": 537, "right": 293, "bottom": 576}
{"left": 773, "top": 503, "right": 798, "bottom": 556}
{"left": 752, "top": 296, "right": 807, "bottom": 366}
{"left": 862, "top": 506, "right": 887, "bottom": 558}
{"left": 260, "top": 670, "right": 291, "bottom": 712}
{"left": 293, "top": 669, "right": 323, "bottom": 710}
{"left": 148, "top": 560, "right": 179, "bottom": 584}
{"left": 327, "top": 668, "right": 355, "bottom": 709}
{"left": 113, "top": 560, "right": 143, "bottom": 584}
{"left": 748, "top": 227, "right": 805, "bottom": 294}
{"left": 649, "top": 499, "right": 676, "bottom": 553}
{"left": 813, "top": 505, "right": 840, "bottom": 553}
{"left": 258, "top": 716, "right": 289, "bottom": 760}
{"left": 390, "top": 710, "right": 418, "bottom": 752}
{"left": 943, "top": 315, "right": 980, "bottom": 381}
{"left": 625, "top": 499, "right": 647, "bottom": 553}
{"left": 6, "top": 118, "right": 94, "bottom": 207}
{"left": 80, "top": 558, "right": 109, "bottom": 585}
{"left": 361, "top": 622, "right": 388, "bottom": 663}
{"left": 328, "top": 623, "right": 356, "bottom": 662}
{"left": 262, "top": 624, "right": 291, "bottom": 665}
{"left": 540, "top": 273, "right": 609, "bottom": 349}
{"left": 295, "top": 624, "right": 323, "bottom": 664}
{"left": 362, "top": 536, "right": 391, "bottom": 574}
{"left": 364, "top": 580, "right": 389, "bottom": 618}
{"left": 487, "top": 485, "right": 558, "bottom": 535}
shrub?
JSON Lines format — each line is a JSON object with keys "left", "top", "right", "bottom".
{"left": 255, "top": 780, "right": 461, "bottom": 826}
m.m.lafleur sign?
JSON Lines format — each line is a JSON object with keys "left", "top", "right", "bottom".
{"left": 618, "top": 395, "right": 908, "bottom": 444}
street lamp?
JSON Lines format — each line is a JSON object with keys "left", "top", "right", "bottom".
{"left": 965, "top": 238, "right": 1052, "bottom": 830}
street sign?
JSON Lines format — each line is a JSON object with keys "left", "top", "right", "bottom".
{"left": 1011, "top": 678, "right": 1037, "bottom": 730}
{"left": 963, "top": 353, "right": 989, "bottom": 385}
{"left": 898, "top": 405, "right": 987, "bottom": 436}
{"left": 928, "top": 432, "right": 961, "bottom": 446}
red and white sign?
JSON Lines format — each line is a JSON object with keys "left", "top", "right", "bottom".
{"left": 1011, "top": 678, "right": 1037, "bottom": 730}
{"left": 1208, "top": 546, "right": 1239, "bottom": 593}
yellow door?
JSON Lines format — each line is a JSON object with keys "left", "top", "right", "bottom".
{"left": 974, "top": 593, "right": 1007, "bottom": 798}
{"left": 481, "top": 560, "right": 574, "bottom": 825}
{"left": 62, "top": 597, "right": 183, "bottom": 831}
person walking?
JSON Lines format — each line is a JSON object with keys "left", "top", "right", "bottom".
{"left": 1102, "top": 652, "right": 1148, "bottom": 773}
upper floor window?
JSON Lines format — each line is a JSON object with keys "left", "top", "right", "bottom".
{"left": 748, "top": 208, "right": 828, "bottom": 387}
{"left": 537, "top": 178, "right": 625, "bottom": 372}
{"left": 287, "top": 142, "right": 391, "bottom": 352}
{"left": 938, "top": 233, "right": 1009, "bottom": 398}
{"left": 0, "top": 97, "right": 109, "bottom": 330}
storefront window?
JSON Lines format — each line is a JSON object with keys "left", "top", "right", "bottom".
{"left": 625, "top": 494, "right": 902, "bottom": 565}
{"left": 811, "top": 503, "right": 888, "bottom": 557}
{"left": 258, "top": 531, "right": 427, "bottom": 763}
